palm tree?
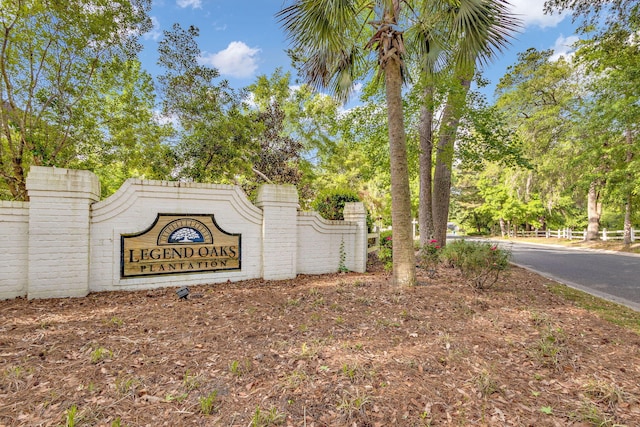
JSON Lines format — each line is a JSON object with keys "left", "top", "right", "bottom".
{"left": 278, "top": 0, "right": 518, "bottom": 284}
{"left": 278, "top": 0, "right": 417, "bottom": 287}
{"left": 412, "top": 0, "right": 520, "bottom": 246}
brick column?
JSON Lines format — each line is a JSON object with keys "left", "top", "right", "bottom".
{"left": 255, "top": 184, "right": 298, "bottom": 280}
{"left": 343, "top": 202, "right": 368, "bottom": 273}
{"left": 26, "top": 167, "right": 100, "bottom": 299}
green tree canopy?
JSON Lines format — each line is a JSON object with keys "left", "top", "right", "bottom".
{"left": 0, "top": 0, "right": 152, "bottom": 200}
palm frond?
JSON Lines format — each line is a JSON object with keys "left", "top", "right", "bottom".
{"left": 277, "top": 0, "right": 373, "bottom": 100}
{"left": 452, "top": 0, "right": 522, "bottom": 69}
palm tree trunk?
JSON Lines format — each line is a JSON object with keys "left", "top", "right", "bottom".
{"left": 418, "top": 84, "right": 435, "bottom": 246}
{"left": 385, "top": 55, "right": 416, "bottom": 287}
{"left": 432, "top": 75, "right": 472, "bottom": 245}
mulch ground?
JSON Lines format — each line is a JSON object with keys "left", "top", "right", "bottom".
{"left": 1, "top": 258, "right": 639, "bottom": 426}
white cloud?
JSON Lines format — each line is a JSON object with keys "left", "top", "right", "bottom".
{"left": 176, "top": 0, "right": 202, "bottom": 9}
{"left": 509, "top": 0, "right": 568, "bottom": 29}
{"left": 200, "top": 42, "right": 261, "bottom": 79}
{"left": 549, "top": 34, "right": 580, "bottom": 61}
{"left": 143, "top": 16, "right": 162, "bottom": 41}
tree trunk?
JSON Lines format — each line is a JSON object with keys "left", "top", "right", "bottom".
{"left": 499, "top": 217, "right": 506, "bottom": 238}
{"left": 418, "top": 84, "right": 434, "bottom": 247}
{"left": 586, "top": 180, "right": 601, "bottom": 241}
{"left": 623, "top": 195, "right": 632, "bottom": 245}
{"left": 385, "top": 55, "right": 416, "bottom": 287}
{"left": 432, "top": 76, "right": 472, "bottom": 245}
{"left": 623, "top": 127, "right": 634, "bottom": 245}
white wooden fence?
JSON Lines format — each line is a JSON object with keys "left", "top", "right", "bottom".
{"left": 367, "top": 231, "right": 381, "bottom": 253}
{"left": 514, "top": 228, "right": 637, "bottom": 242}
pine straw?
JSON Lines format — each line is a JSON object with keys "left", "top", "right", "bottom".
{"left": 1, "top": 261, "right": 639, "bottom": 426}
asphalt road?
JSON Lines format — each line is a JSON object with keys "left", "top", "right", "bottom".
{"left": 494, "top": 240, "right": 640, "bottom": 312}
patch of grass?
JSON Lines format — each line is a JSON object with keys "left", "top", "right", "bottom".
{"left": 38, "top": 320, "right": 51, "bottom": 329}
{"left": 283, "top": 369, "right": 309, "bottom": 389}
{"left": 250, "top": 406, "right": 285, "bottom": 426}
{"left": 90, "top": 347, "right": 113, "bottom": 364}
{"left": 336, "top": 388, "right": 372, "bottom": 421}
{"left": 529, "top": 325, "right": 566, "bottom": 369}
{"left": 583, "top": 378, "right": 624, "bottom": 409}
{"left": 546, "top": 283, "right": 640, "bottom": 334}
{"left": 165, "top": 392, "right": 188, "bottom": 402}
{"left": 3, "top": 365, "right": 29, "bottom": 381}
{"left": 115, "top": 376, "right": 141, "bottom": 397}
{"left": 341, "top": 363, "right": 358, "bottom": 382}
{"left": 376, "top": 318, "right": 401, "bottom": 328}
{"left": 355, "top": 296, "right": 372, "bottom": 306}
{"left": 474, "top": 369, "right": 499, "bottom": 398}
{"left": 183, "top": 370, "right": 203, "bottom": 390}
{"left": 198, "top": 390, "right": 218, "bottom": 415}
{"left": 529, "top": 310, "right": 550, "bottom": 327}
{"left": 570, "top": 401, "right": 616, "bottom": 426}
{"left": 298, "top": 342, "right": 319, "bottom": 359}
{"left": 540, "top": 405, "right": 553, "bottom": 415}
{"left": 229, "top": 359, "right": 251, "bottom": 377}
{"left": 438, "top": 332, "right": 453, "bottom": 351}
{"left": 284, "top": 298, "right": 300, "bottom": 307}
{"left": 330, "top": 302, "right": 343, "bottom": 312}
{"left": 106, "top": 316, "right": 124, "bottom": 327}
{"left": 64, "top": 404, "right": 79, "bottom": 427}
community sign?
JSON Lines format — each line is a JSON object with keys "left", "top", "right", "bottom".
{"left": 121, "top": 214, "right": 241, "bottom": 277}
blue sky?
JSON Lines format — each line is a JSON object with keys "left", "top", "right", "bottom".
{"left": 141, "top": 0, "right": 580, "bottom": 102}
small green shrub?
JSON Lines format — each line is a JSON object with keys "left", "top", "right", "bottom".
{"left": 417, "top": 239, "right": 442, "bottom": 273}
{"left": 377, "top": 230, "right": 393, "bottom": 271}
{"left": 312, "top": 188, "right": 360, "bottom": 221}
{"left": 440, "top": 240, "right": 510, "bottom": 289}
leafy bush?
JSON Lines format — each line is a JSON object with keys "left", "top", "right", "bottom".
{"left": 440, "top": 240, "right": 510, "bottom": 289}
{"left": 312, "top": 188, "right": 361, "bottom": 221}
{"left": 377, "top": 230, "right": 393, "bottom": 271}
{"left": 417, "top": 239, "right": 442, "bottom": 274}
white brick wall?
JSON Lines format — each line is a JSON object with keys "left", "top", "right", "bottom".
{"left": 90, "top": 179, "right": 263, "bottom": 292}
{"left": 0, "top": 201, "right": 29, "bottom": 299}
{"left": 297, "top": 212, "right": 357, "bottom": 274}
{"left": 256, "top": 184, "right": 299, "bottom": 280}
{"left": 26, "top": 167, "right": 100, "bottom": 299}
{"left": 0, "top": 167, "right": 368, "bottom": 299}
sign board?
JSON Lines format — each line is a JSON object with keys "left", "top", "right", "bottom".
{"left": 121, "top": 214, "right": 241, "bottom": 278}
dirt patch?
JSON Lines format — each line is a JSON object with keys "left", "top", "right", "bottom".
{"left": 1, "top": 259, "right": 639, "bottom": 426}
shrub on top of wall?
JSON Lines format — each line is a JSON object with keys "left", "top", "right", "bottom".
{"left": 311, "top": 188, "right": 374, "bottom": 232}
{"left": 312, "top": 189, "right": 361, "bottom": 221}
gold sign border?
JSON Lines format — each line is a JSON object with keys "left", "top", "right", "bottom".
{"left": 120, "top": 213, "right": 241, "bottom": 278}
